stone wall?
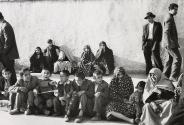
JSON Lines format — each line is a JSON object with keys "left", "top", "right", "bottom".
{"left": 0, "top": 0, "right": 183, "bottom": 73}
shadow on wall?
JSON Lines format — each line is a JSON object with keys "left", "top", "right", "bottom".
{"left": 114, "top": 55, "right": 145, "bottom": 74}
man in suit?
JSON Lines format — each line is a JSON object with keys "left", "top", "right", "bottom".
{"left": 0, "top": 12, "right": 19, "bottom": 84}
{"left": 163, "top": 3, "right": 181, "bottom": 82}
{"left": 142, "top": 12, "right": 163, "bottom": 74}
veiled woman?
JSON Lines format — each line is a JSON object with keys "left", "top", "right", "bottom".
{"left": 106, "top": 67, "right": 136, "bottom": 123}
{"left": 78, "top": 45, "right": 95, "bottom": 76}
{"left": 140, "top": 68, "right": 175, "bottom": 125}
{"left": 94, "top": 41, "right": 114, "bottom": 75}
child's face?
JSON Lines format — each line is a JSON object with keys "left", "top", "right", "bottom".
{"left": 137, "top": 87, "right": 144, "bottom": 93}
{"left": 75, "top": 77, "right": 83, "bottom": 86}
{"left": 93, "top": 74, "right": 103, "bottom": 83}
{"left": 42, "top": 70, "right": 51, "bottom": 80}
{"left": 23, "top": 71, "right": 31, "bottom": 82}
{"left": 2, "top": 71, "right": 11, "bottom": 80}
{"left": 60, "top": 72, "right": 68, "bottom": 83}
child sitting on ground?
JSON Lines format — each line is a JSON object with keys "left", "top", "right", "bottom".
{"left": 0, "top": 68, "right": 14, "bottom": 100}
{"left": 9, "top": 68, "right": 39, "bottom": 115}
{"left": 128, "top": 81, "right": 146, "bottom": 123}
{"left": 91, "top": 70, "right": 109, "bottom": 121}
{"left": 52, "top": 70, "right": 74, "bottom": 116}
{"left": 33, "top": 68, "right": 57, "bottom": 115}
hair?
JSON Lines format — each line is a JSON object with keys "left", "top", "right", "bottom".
{"left": 20, "top": 67, "right": 30, "bottom": 75}
{"left": 42, "top": 68, "right": 51, "bottom": 73}
{"left": 136, "top": 81, "right": 146, "bottom": 89}
{"left": 99, "top": 41, "right": 107, "bottom": 47}
{"left": 75, "top": 71, "right": 85, "bottom": 80}
{"left": 47, "top": 39, "right": 53, "bottom": 44}
{"left": 2, "top": 68, "right": 11, "bottom": 74}
{"left": 83, "top": 45, "right": 92, "bottom": 52}
{"left": 35, "top": 46, "right": 42, "bottom": 52}
{"left": 93, "top": 70, "right": 103, "bottom": 76}
{"left": 0, "top": 12, "right": 4, "bottom": 20}
{"left": 169, "top": 3, "right": 178, "bottom": 10}
{"left": 60, "top": 70, "right": 70, "bottom": 77}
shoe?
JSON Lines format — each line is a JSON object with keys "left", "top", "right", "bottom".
{"left": 64, "top": 115, "right": 71, "bottom": 122}
{"left": 43, "top": 109, "right": 51, "bottom": 116}
{"left": 24, "top": 108, "right": 32, "bottom": 115}
{"left": 74, "top": 117, "right": 83, "bottom": 123}
{"left": 9, "top": 109, "right": 20, "bottom": 115}
{"left": 91, "top": 116, "right": 101, "bottom": 121}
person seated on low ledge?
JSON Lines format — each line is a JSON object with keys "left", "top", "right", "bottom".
{"left": 78, "top": 45, "right": 95, "bottom": 77}
{"left": 54, "top": 45, "right": 77, "bottom": 74}
{"left": 94, "top": 41, "right": 115, "bottom": 75}
{"left": 30, "top": 47, "right": 45, "bottom": 73}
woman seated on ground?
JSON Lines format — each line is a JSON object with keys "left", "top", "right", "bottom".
{"left": 30, "top": 47, "right": 45, "bottom": 73}
{"left": 140, "top": 68, "right": 175, "bottom": 125}
{"left": 106, "top": 67, "right": 136, "bottom": 124}
{"left": 54, "top": 45, "right": 77, "bottom": 74}
{"left": 78, "top": 45, "right": 95, "bottom": 76}
{"left": 94, "top": 41, "right": 114, "bottom": 75}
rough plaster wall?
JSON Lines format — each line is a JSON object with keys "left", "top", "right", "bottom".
{"left": 0, "top": 0, "right": 183, "bottom": 72}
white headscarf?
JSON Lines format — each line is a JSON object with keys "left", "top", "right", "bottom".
{"left": 143, "top": 68, "right": 174, "bottom": 103}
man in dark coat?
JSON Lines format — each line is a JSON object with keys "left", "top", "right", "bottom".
{"left": 44, "top": 39, "right": 60, "bottom": 73}
{"left": 162, "top": 3, "right": 181, "bottom": 82}
{"left": 142, "top": 12, "right": 163, "bottom": 74}
{"left": 0, "top": 12, "right": 19, "bottom": 84}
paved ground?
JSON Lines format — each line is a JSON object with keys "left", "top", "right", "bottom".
{"left": 0, "top": 73, "right": 147, "bottom": 125}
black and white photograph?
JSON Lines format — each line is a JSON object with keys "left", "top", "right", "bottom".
{"left": 0, "top": 0, "right": 184, "bottom": 125}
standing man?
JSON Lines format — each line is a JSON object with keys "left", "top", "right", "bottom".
{"left": 163, "top": 3, "right": 181, "bottom": 82}
{"left": 0, "top": 12, "right": 19, "bottom": 84}
{"left": 142, "top": 12, "right": 163, "bottom": 74}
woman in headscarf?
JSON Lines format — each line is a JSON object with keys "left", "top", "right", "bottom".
{"left": 54, "top": 45, "right": 77, "bottom": 74}
{"left": 78, "top": 45, "right": 95, "bottom": 76}
{"left": 30, "top": 47, "right": 45, "bottom": 73}
{"left": 106, "top": 67, "right": 136, "bottom": 123}
{"left": 94, "top": 41, "right": 114, "bottom": 75}
{"left": 140, "top": 68, "right": 176, "bottom": 125}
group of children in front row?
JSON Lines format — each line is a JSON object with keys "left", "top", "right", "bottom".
{"left": 0, "top": 67, "right": 146, "bottom": 123}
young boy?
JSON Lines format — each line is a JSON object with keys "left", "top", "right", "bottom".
{"left": 129, "top": 81, "right": 146, "bottom": 123}
{"left": 9, "top": 67, "right": 39, "bottom": 115}
{"left": 91, "top": 70, "right": 109, "bottom": 121}
{"left": 0, "top": 68, "right": 14, "bottom": 100}
{"left": 65, "top": 71, "right": 95, "bottom": 123}
{"left": 33, "top": 68, "right": 56, "bottom": 115}
{"left": 52, "top": 70, "right": 73, "bottom": 116}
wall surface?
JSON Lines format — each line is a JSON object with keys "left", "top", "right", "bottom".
{"left": 0, "top": 0, "right": 183, "bottom": 72}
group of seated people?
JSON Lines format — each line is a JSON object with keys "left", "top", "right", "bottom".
{"left": 0, "top": 39, "right": 184, "bottom": 124}
{"left": 30, "top": 39, "right": 115, "bottom": 76}
{"left": 1, "top": 64, "right": 184, "bottom": 125}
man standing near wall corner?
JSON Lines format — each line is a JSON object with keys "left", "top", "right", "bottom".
{"left": 163, "top": 3, "right": 181, "bottom": 82}
{"left": 142, "top": 12, "right": 163, "bottom": 75}
{"left": 0, "top": 12, "right": 19, "bottom": 84}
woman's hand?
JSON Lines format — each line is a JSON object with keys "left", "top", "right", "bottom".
{"left": 150, "top": 102, "right": 162, "bottom": 113}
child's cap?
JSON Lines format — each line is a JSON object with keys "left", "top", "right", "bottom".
{"left": 136, "top": 81, "right": 146, "bottom": 89}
